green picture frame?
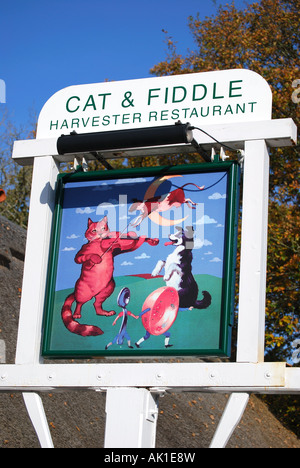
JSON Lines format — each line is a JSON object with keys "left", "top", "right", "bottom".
{"left": 42, "top": 162, "right": 240, "bottom": 358}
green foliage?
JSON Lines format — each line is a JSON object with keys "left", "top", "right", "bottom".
{"left": 0, "top": 110, "right": 34, "bottom": 228}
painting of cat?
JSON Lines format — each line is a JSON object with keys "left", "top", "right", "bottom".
{"left": 61, "top": 216, "right": 159, "bottom": 336}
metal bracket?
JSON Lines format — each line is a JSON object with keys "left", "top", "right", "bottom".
{"left": 210, "top": 147, "right": 230, "bottom": 162}
{"left": 238, "top": 150, "right": 245, "bottom": 169}
{"left": 90, "top": 151, "right": 114, "bottom": 170}
{"left": 220, "top": 147, "right": 230, "bottom": 161}
{"left": 72, "top": 156, "right": 88, "bottom": 172}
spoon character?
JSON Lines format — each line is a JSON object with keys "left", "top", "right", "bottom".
{"left": 105, "top": 287, "right": 139, "bottom": 350}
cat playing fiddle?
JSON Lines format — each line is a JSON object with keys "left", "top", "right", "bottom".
{"left": 61, "top": 216, "right": 159, "bottom": 336}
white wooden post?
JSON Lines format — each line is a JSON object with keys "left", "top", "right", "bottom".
{"left": 104, "top": 388, "right": 159, "bottom": 448}
{"left": 217, "top": 139, "right": 269, "bottom": 448}
{"left": 210, "top": 393, "right": 250, "bottom": 448}
{"left": 237, "top": 140, "right": 270, "bottom": 363}
{"left": 15, "top": 155, "right": 59, "bottom": 448}
{"left": 23, "top": 393, "right": 54, "bottom": 448}
{"left": 15, "top": 156, "right": 59, "bottom": 365}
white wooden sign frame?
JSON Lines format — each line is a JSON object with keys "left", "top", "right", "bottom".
{"left": 0, "top": 71, "right": 299, "bottom": 449}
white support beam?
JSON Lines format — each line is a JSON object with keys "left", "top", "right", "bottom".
{"left": 237, "top": 140, "right": 269, "bottom": 363}
{"left": 193, "top": 118, "right": 297, "bottom": 149}
{"left": 12, "top": 118, "right": 297, "bottom": 166}
{"left": 285, "top": 367, "right": 300, "bottom": 393}
{"left": 0, "top": 362, "right": 288, "bottom": 391}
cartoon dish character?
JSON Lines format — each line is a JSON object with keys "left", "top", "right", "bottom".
{"left": 135, "top": 318, "right": 173, "bottom": 349}
{"left": 135, "top": 286, "right": 179, "bottom": 349}
{"left": 105, "top": 288, "right": 139, "bottom": 349}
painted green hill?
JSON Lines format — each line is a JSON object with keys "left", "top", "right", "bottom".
{"left": 43, "top": 274, "right": 225, "bottom": 358}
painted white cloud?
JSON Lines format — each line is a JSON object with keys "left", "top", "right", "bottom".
{"left": 93, "top": 183, "right": 112, "bottom": 191}
{"left": 209, "top": 257, "right": 222, "bottom": 263}
{"left": 195, "top": 215, "right": 217, "bottom": 225}
{"left": 66, "top": 234, "right": 80, "bottom": 239}
{"left": 208, "top": 192, "right": 227, "bottom": 200}
{"left": 98, "top": 198, "right": 119, "bottom": 205}
{"left": 121, "top": 261, "right": 134, "bottom": 266}
{"left": 76, "top": 207, "right": 95, "bottom": 214}
{"left": 194, "top": 238, "right": 213, "bottom": 249}
{"left": 62, "top": 247, "right": 76, "bottom": 252}
{"left": 135, "top": 252, "right": 150, "bottom": 260}
{"left": 115, "top": 178, "right": 147, "bottom": 184}
{"left": 204, "top": 251, "right": 213, "bottom": 255}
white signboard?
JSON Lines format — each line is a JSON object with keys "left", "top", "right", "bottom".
{"left": 37, "top": 69, "right": 272, "bottom": 139}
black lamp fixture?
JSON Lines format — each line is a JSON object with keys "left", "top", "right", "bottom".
{"left": 57, "top": 122, "right": 194, "bottom": 155}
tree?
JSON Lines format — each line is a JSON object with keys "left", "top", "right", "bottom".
{"left": 0, "top": 110, "right": 34, "bottom": 228}
{"left": 151, "top": 0, "right": 300, "bottom": 362}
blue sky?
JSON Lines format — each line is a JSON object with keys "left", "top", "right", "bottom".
{"left": 0, "top": 0, "right": 251, "bottom": 128}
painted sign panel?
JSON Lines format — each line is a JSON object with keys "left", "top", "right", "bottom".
{"left": 42, "top": 162, "right": 240, "bottom": 358}
{"left": 37, "top": 69, "right": 272, "bottom": 139}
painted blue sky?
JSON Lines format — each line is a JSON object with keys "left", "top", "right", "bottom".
{"left": 55, "top": 171, "right": 229, "bottom": 290}
{"left": 0, "top": 0, "right": 251, "bottom": 128}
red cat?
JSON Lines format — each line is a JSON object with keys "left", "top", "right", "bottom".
{"left": 61, "top": 216, "right": 159, "bottom": 336}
